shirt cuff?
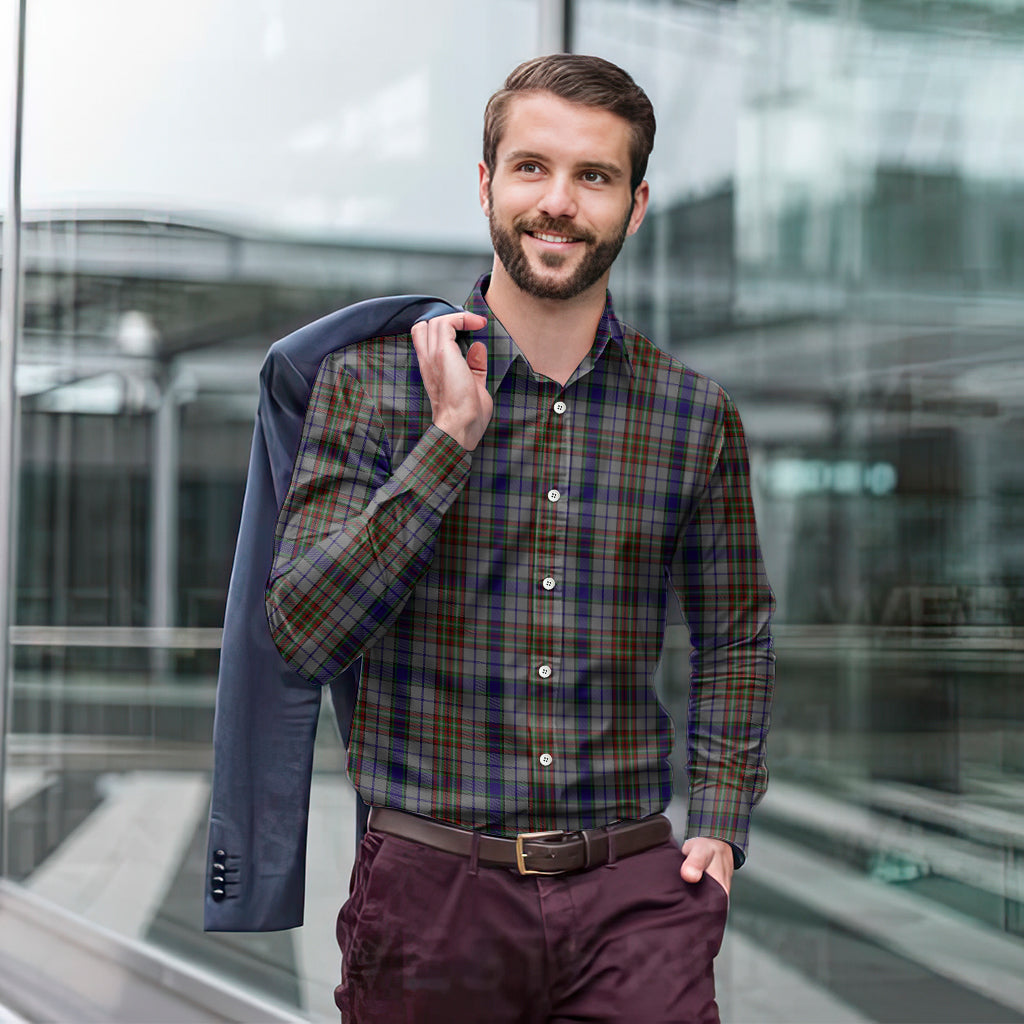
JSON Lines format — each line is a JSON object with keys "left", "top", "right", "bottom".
{"left": 685, "top": 786, "right": 754, "bottom": 867}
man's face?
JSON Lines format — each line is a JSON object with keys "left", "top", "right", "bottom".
{"left": 480, "top": 92, "right": 649, "bottom": 302}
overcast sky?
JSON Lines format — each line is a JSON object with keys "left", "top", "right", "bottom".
{"left": 1, "top": 0, "right": 749, "bottom": 246}
{"left": 11, "top": 0, "right": 541, "bottom": 245}
{"left": 3, "top": 0, "right": 1023, "bottom": 247}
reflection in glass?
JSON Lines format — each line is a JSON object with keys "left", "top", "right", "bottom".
{"left": 578, "top": 0, "right": 1024, "bottom": 1020}
{"left": 5, "top": 0, "right": 1024, "bottom": 1019}
{"left": 8, "top": 1, "right": 535, "bottom": 1019}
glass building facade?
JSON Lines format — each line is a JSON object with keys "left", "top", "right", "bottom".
{"left": 1, "top": 1, "right": 1023, "bottom": 1020}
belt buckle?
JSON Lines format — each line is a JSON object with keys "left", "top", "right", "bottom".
{"left": 515, "top": 830, "right": 566, "bottom": 876}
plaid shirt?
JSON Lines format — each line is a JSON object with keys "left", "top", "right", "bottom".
{"left": 267, "top": 275, "right": 774, "bottom": 857}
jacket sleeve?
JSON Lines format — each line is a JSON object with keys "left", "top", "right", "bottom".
{"left": 266, "top": 351, "right": 472, "bottom": 684}
{"left": 669, "top": 387, "right": 775, "bottom": 864}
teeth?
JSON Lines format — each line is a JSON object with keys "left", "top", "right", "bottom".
{"left": 533, "top": 232, "right": 575, "bottom": 244}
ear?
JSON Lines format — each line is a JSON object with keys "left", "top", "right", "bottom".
{"left": 625, "top": 180, "right": 650, "bottom": 237}
{"left": 478, "top": 161, "right": 492, "bottom": 216}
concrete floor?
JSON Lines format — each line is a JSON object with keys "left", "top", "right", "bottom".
{"left": 7, "top": 770, "right": 1024, "bottom": 1023}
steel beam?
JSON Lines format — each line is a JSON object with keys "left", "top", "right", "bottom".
{"left": 0, "top": 0, "right": 28, "bottom": 879}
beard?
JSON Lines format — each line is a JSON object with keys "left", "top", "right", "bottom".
{"left": 487, "top": 188, "right": 631, "bottom": 301}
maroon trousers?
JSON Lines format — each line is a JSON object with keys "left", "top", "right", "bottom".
{"left": 335, "top": 828, "right": 728, "bottom": 1023}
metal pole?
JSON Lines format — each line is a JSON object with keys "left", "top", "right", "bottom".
{"left": 0, "top": 0, "right": 28, "bottom": 878}
{"left": 149, "top": 364, "right": 178, "bottom": 676}
{"left": 537, "top": 0, "right": 570, "bottom": 53}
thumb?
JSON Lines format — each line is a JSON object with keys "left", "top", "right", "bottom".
{"left": 466, "top": 340, "right": 488, "bottom": 377}
{"left": 680, "top": 843, "right": 710, "bottom": 883}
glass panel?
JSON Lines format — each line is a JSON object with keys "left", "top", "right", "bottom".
{"left": 0, "top": 0, "right": 19, "bottom": 896}
{"left": 0, "top": 1, "right": 12, "bottom": 215}
{"left": 11, "top": 1, "right": 538, "bottom": 1018}
{"left": 575, "top": 0, "right": 1024, "bottom": 1020}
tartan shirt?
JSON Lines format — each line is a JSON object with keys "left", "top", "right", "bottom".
{"left": 267, "top": 274, "right": 774, "bottom": 859}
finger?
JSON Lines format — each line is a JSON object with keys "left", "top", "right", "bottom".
{"left": 453, "top": 311, "right": 488, "bottom": 332}
{"left": 679, "top": 846, "right": 712, "bottom": 883}
{"left": 680, "top": 860, "right": 705, "bottom": 883}
{"left": 411, "top": 320, "right": 428, "bottom": 360}
{"left": 422, "top": 315, "right": 457, "bottom": 354}
{"left": 427, "top": 315, "right": 487, "bottom": 368}
{"left": 458, "top": 309, "right": 489, "bottom": 329}
{"left": 419, "top": 318, "right": 453, "bottom": 363}
{"left": 417, "top": 311, "right": 486, "bottom": 335}
{"left": 431, "top": 311, "right": 487, "bottom": 346}
{"left": 466, "top": 341, "right": 488, "bottom": 376}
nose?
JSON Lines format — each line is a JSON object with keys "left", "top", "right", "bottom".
{"left": 536, "top": 174, "right": 578, "bottom": 220}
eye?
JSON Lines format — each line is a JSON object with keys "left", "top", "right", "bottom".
{"left": 517, "top": 162, "right": 542, "bottom": 175}
{"left": 582, "top": 170, "right": 608, "bottom": 184}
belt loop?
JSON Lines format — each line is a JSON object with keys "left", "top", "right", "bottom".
{"left": 606, "top": 827, "right": 618, "bottom": 869}
{"left": 468, "top": 831, "right": 480, "bottom": 877}
{"left": 581, "top": 829, "right": 593, "bottom": 870}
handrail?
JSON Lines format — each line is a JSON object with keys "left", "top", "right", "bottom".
{"left": 6, "top": 622, "right": 1024, "bottom": 652}
{"left": 9, "top": 625, "right": 223, "bottom": 649}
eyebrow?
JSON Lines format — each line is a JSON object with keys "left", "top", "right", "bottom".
{"left": 502, "top": 150, "right": 626, "bottom": 181}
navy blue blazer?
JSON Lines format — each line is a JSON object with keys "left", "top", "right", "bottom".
{"left": 204, "top": 294, "right": 459, "bottom": 932}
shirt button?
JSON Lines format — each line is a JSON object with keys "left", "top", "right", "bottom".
{"left": 538, "top": 664, "right": 552, "bottom": 679}
{"left": 547, "top": 488, "right": 560, "bottom": 503}
{"left": 542, "top": 577, "right": 556, "bottom": 591}
{"left": 553, "top": 401, "right": 567, "bottom": 415}
{"left": 539, "top": 753, "right": 553, "bottom": 767}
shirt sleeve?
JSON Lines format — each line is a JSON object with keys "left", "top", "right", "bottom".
{"left": 669, "top": 386, "right": 775, "bottom": 864}
{"left": 266, "top": 352, "right": 472, "bottom": 684}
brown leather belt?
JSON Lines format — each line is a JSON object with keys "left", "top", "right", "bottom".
{"left": 368, "top": 807, "right": 673, "bottom": 876}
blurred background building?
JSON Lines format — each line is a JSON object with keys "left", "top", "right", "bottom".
{"left": 1, "top": 0, "right": 1023, "bottom": 1021}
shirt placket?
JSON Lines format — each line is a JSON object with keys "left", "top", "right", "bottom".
{"left": 527, "top": 380, "right": 571, "bottom": 828}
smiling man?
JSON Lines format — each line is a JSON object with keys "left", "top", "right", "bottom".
{"left": 267, "top": 54, "right": 775, "bottom": 1023}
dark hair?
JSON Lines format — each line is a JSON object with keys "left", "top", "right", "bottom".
{"left": 483, "top": 54, "right": 656, "bottom": 193}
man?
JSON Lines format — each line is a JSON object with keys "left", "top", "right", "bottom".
{"left": 267, "top": 54, "right": 774, "bottom": 1023}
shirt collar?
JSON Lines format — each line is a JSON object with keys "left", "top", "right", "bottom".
{"left": 462, "top": 274, "right": 634, "bottom": 392}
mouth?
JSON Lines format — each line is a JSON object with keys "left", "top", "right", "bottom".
{"left": 530, "top": 231, "right": 577, "bottom": 243}
{"left": 525, "top": 230, "right": 585, "bottom": 248}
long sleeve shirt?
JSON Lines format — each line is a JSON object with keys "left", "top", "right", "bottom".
{"left": 266, "top": 275, "right": 774, "bottom": 858}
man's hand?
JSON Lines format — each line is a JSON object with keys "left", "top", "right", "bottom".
{"left": 411, "top": 311, "right": 491, "bottom": 451}
{"left": 680, "top": 836, "right": 734, "bottom": 896}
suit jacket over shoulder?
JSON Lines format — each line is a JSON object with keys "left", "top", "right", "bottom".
{"left": 204, "top": 294, "right": 458, "bottom": 932}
